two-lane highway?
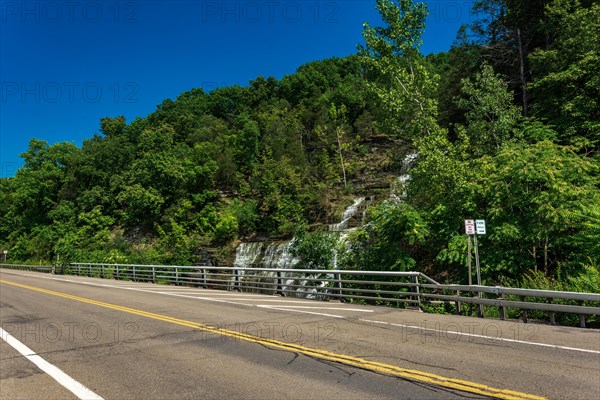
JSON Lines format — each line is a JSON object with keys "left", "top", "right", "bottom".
{"left": 1, "top": 269, "right": 598, "bottom": 399}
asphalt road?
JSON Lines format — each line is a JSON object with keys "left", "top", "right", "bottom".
{"left": 1, "top": 269, "right": 598, "bottom": 400}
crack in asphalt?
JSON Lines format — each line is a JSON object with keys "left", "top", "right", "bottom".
{"left": 357, "top": 354, "right": 457, "bottom": 372}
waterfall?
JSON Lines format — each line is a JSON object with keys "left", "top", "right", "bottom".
{"left": 329, "top": 197, "right": 366, "bottom": 232}
{"left": 233, "top": 241, "right": 299, "bottom": 270}
{"left": 232, "top": 240, "right": 301, "bottom": 295}
{"left": 328, "top": 197, "right": 369, "bottom": 270}
{"left": 232, "top": 197, "right": 370, "bottom": 295}
{"left": 234, "top": 198, "right": 367, "bottom": 270}
{"left": 233, "top": 242, "right": 263, "bottom": 269}
{"left": 393, "top": 152, "right": 418, "bottom": 201}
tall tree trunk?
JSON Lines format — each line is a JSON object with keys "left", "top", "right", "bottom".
{"left": 544, "top": 236, "right": 549, "bottom": 273}
{"left": 336, "top": 127, "right": 347, "bottom": 188}
{"left": 543, "top": 4, "right": 550, "bottom": 50}
{"left": 516, "top": 28, "right": 529, "bottom": 117}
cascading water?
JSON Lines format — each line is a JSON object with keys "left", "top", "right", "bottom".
{"left": 232, "top": 240, "right": 301, "bottom": 295}
{"left": 233, "top": 242, "right": 263, "bottom": 269}
{"left": 329, "top": 197, "right": 365, "bottom": 232}
{"left": 393, "top": 152, "right": 418, "bottom": 202}
{"left": 233, "top": 241, "right": 299, "bottom": 270}
{"left": 232, "top": 197, "right": 369, "bottom": 296}
{"left": 261, "top": 241, "right": 299, "bottom": 269}
{"left": 329, "top": 197, "right": 367, "bottom": 270}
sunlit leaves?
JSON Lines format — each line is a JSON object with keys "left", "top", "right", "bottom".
{"left": 359, "top": 0, "right": 438, "bottom": 141}
{"left": 458, "top": 63, "right": 523, "bottom": 155}
{"left": 529, "top": 0, "right": 600, "bottom": 151}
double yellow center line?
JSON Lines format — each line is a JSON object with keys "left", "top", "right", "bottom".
{"left": 0, "top": 279, "right": 545, "bottom": 400}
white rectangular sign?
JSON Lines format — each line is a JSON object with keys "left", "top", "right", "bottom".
{"left": 476, "top": 220, "right": 486, "bottom": 235}
{"left": 465, "top": 219, "right": 475, "bottom": 235}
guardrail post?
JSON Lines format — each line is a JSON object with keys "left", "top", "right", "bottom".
{"left": 88, "top": 264, "right": 92, "bottom": 277}
{"left": 152, "top": 266, "right": 156, "bottom": 283}
{"left": 100, "top": 264, "right": 104, "bottom": 278}
{"left": 547, "top": 298, "right": 556, "bottom": 325}
{"left": 455, "top": 290, "right": 461, "bottom": 315}
{"left": 476, "top": 288, "right": 484, "bottom": 318}
{"left": 276, "top": 271, "right": 284, "bottom": 296}
{"left": 77, "top": 264, "right": 81, "bottom": 276}
{"left": 202, "top": 268, "right": 207, "bottom": 288}
{"left": 234, "top": 268, "right": 240, "bottom": 292}
{"left": 578, "top": 301, "right": 586, "bottom": 328}
{"left": 414, "top": 276, "right": 421, "bottom": 309}
{"left": 133, "top": 265, "right": 136, "bottom": 281}
{"left": 498, "top": 290, "right": 506, "bottom": 321}
{"left": 116, "top": 265, "right": 120, "bottom": 280}
{"left": 520, "top": 296, "right": 528, "bottom": 323}
{"left": 175, "top": 267, "right": 179, "bottom": 285}
{"left": 335, "top": 273, "right": 343, "bottom": 298}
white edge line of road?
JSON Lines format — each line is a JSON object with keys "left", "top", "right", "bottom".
{"left": 256, "top": 305, "right": 347, "bottom": 318}
{"left": 3, "top": 270, "right": 599, "bottom": 355}
{"left": 358, "top": 319, "right": 600, "bottom": 355}
{"left": 0, "top": 327, "right": 104, "bottom": 400}
{"left": 257, "top": 305, "right": 373, "bottom": 311}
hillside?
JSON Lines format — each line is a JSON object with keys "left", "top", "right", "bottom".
{"left": 0, "top": 55, "right": 407, "bottom": 264}
{"left": 1, "top": 0, "right": 598, "bottom": 292}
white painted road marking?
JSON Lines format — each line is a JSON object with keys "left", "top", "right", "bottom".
{"left": 0, "top": 327, "right": 104, "bottom": 400}
{"left": 358, "top": 319, "right": 600, "bottom": 355}
{"left": 259, "top": 305, "right": 373, "bottom": 311}
{"left": 257, "top": 306, "right": 348, "bottom": 318}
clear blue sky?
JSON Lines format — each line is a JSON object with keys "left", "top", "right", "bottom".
{"left": 1, "top": 0, "right": 474, "bottom": 177}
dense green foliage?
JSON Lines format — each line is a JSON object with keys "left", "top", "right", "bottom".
{"left": 343, "top": 0, "right": 599, "bottom": 288}
{"left": 1, "top": 0, "right": 598, "bottom": 292}
{"left": 1, "top": 56, "right": 374, "bottom": 266}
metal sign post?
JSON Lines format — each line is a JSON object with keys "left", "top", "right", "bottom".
{"left": 465, "top": 219, "right": 486, "bottom": 285}
{"left": 475, "top": 219, "right": 486, "bottom": 286}
{"left": 474, "top": 234, "right": 481, "bottom": 286}
{"left": 464, "top": 220, "right": 475, "bottom": 285}
{"left": 474, "top": 220, "right": 486, "bottom": 287}
{"left": 467, "top": 236, "right": 472, "bottom": 286}
{"left": 465, "top": 219, "right": 486, "bottom": 317}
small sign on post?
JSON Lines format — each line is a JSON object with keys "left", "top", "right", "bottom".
{"left": 464, "top": 219, "right": 476, "bottom": 235}
{"left": 476, "top": 220, "right": 486, "bottom": 235}
{"left": 465, "top": 219, "right": 487, "bottom": 300}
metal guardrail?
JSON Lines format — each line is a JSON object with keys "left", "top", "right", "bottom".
{"left": 1, "top": 262, "right": 598, "bottom": 327}
{"left": 419, "top": 283, "right": 600, "bottom": 327}
{"left": 0, "top": 263, "right": 53, "bottom": 273}
{"left": 63, "top": 263, "right": 434, "bottom": 306}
